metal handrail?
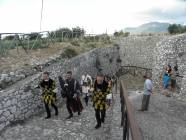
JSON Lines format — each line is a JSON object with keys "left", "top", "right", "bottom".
{"left": 120, "top": 80, "right": 143, "bottom": 140}
{"left": 120, "top": 66, "right": 152, "bottom": 71}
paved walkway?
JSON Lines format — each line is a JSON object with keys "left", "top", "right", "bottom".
{"left": 129, "top": 91, "right": 186, "bottom": 140}
{"left": 0, "top": 103, "right": 111, "bottom": 140}
{"left": 1, "top": 86, "right": 186, "bottom": 140}
{"left": 0, "top": 88, "right": 123, "bottom": 140}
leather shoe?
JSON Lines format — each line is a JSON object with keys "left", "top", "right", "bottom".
{"left": 95, "top": 123, "right": 101, "bottom": 129}
{"left": 66, "top": 115, "right": 73, "bottom": 119}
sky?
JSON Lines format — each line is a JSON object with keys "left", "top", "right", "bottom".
{"left": 0, "top": 0, "right": 186, "bottom": 34}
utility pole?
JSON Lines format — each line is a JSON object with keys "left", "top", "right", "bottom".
{"left": 40, "top": 0, "right": 44, "bottom": 31}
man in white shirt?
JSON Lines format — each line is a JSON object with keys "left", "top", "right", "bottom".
{"left": 139, "top": 72, "right": 153, "bottom": 111}
{"left": 81, "top": 73, "right": 92, "bottom": 106}
{"left": 81, "top": 73, "right": 92, "bottom": 86}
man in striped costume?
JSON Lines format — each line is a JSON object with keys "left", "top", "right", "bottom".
{"left": 39, "top": 71, "right": 58, "bottom": 119}
{"left": 92, "top": 73, "right": 108, "bottom": 129}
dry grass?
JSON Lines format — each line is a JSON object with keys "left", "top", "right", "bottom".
{"left": 0, "top": 43, "right": 67, "bottom": 72}
{"left": 0, "top": 41, "right": 112, "bottom": 72}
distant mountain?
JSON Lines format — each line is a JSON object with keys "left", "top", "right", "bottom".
{"left": 124, "top": 22, "right": 170, "bottom": 33}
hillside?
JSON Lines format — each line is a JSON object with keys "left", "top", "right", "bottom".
{"left": 124, "top": 22, "right": 170, "bottom": 33}
{"left": 0, "top": 39, "right": 114, "bottom": 90}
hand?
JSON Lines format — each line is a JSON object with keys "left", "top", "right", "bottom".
{"left": 35, "top": 85, "right": 40, "bottom": 89}
{"left": 73, "top": 94, "right": 77, "bottom": 98}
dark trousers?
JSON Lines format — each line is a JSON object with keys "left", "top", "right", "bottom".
{"left": 66, "top": 99, "right": 73, "bottom": 116}
{"left": 141, "top": 95, "right": 150, "bottom": 110}
{"left": 44, "top": 101, "right": 58, "bottom": 117}
{"left": 66, "top": 98, "right": 81, "bottom": 116}
{"left": 84, "top": 94, "right": 89, "bottom": 106}
{"left": 95, "top": 109, "right": 106, "bottom": 125}
{"left": 107, "top": 99, "right": 111, "bottom": 106}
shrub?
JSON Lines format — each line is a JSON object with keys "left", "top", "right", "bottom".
{"left": 29, "top": 40, "right": 42, "bottom": 50}
{"left": 3, "top": 35, "right": 16, "bottom": 40}
{"left": 113, "top": 43, "right": 119, "bottom": 47}
{"left": 28, "top": 33, "right": 42, "bottom": 40}
{"left": 48, "top": 27, "right": 85, "bottom": 40}
{"left": 87, "top": 42, "right": 96, "bottom": 48}
{"left": 72, "top": 27, "right": 85, "bottom": 38}
{"left": 123, "top": 32, "right": 130, "bottom": 37}
{"left": 70, "top": 40, "right": 80, "bottom": 46}
{"left": 61, "top": 48, "right": 78, "bottom": 58}
{"left": 114, "top": 31, "right": 130, "bottom": 37}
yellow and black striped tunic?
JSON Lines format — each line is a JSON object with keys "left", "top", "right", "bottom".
{"left": 39, "top": 79, "right": 56, "bottom": 105}
{"left": 92, "top": 81, "right": 109, "bottom": 110}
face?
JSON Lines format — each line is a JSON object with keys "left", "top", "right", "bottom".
{"left": 43, "top": 73, "right": 49, "bottom": 80}
{"left": 96, "top": 76, "right": 104, "bottom": 84}
{"left": 164, "top": 65, "right": 167, "bottom": 70}
{"left": 108, "top": 81, "right": 112, "bottom": 86}
{"left": 66, "top": 73, "right": 72, "bottom": 80}
{"left": 144, "top": 73, "right": 151, "bottom": 79}
{"left": 143, "top": 75, "right": 146, "bottom": 80}
{"left": 104, "top": 77, "right": 108, "bottom": 82}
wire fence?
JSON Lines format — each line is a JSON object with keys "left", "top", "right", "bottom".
{"left": 0, "top": 31, "right": 116, "bottom": 57}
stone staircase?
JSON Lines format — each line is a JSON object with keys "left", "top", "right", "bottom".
{"left": 0, "top": 89, "right": 122, "bottom": 140}
{"left": 1, "top": 86, "right": 186, "bottom": 140}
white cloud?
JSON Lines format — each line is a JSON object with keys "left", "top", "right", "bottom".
{"left": 0, "top": 0, "right": 186, "bottom": 34}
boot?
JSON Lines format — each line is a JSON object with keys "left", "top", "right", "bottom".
{"left": 66, "top": 114, "right": 73, "bottom": 119}
{"left": 101, "top": 118, "right": 105, "bottom": 123}
{"left": 45, "top": 115, "right": 51, "bottom": 119}
{"left": 78, "top": 112, "right": 81, "bottom": 116}
{"left": 95, "top": 123, "right": 101, "bottom": 129}
{"left": 55, "top": 109, "right": 58, "bottom": 116}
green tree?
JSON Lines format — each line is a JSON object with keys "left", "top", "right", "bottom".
{"left": 28, "top": 33, "right": 42, "bottom": 40}
{"left": 114, "top": 31, "right": 130, "bottom": 37}
{"left": 3, "top": 35, "right": 16, "bottom": 40}
{"left": 114, "top": 31, "right": 119, "bottom": 37}
{"left": 168, "top": 24, "right": 186, "bottom": 34}
{"left": 72, "top": 27, "right": 85, "bottom": 38}
{"left": 54, "top": 28, "right": 72, "bottom": 38}
{"left": 48, "top": 27, "right": 85, "bottom": 40}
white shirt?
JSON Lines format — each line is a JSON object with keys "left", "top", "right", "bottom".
{"left": 81, "top": 74, "right": 92, "bottom": 85}
{"left": 82, "top": 86, "right": 90, "bottom": 93}
{"left": 106, "top": 93, "right": 112, "bottom": 99}
{"left": 144, "top": 79, "right": 153, "bottom": 95}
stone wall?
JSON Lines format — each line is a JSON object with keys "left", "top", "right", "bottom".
{"left": 152, "top": 34, "right": 186, "bottom": 94}
{"left": 0, "top": 34, "right": 186, "bottom": 132}
{"left": 0, "top": 46, "right": 120, "bottom": 131}
{"left": 118, "top": 36, "right": 164, "bottom": 69}
{"left": 0, "top": 51, "right": 64, "bottom": 90}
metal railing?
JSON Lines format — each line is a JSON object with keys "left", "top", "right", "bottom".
{"left": 116, "top": 66, "right": 152, "bottom": 78}
{"left": 120, "top": 80, "right": 143, "bottom": 140}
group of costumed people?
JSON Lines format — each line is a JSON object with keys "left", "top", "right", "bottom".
{"left": 162, "top": 64, "right": 182, "bottom": 91}
{"left": 38, "top": 71, "right": 113, "bottom": 129}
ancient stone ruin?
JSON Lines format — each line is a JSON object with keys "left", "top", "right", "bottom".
{"left": 0, "top": 34, "right": 185, "bottom": 134}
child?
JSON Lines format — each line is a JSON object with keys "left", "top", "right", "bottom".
{"left": 82, "top": 83, "right": 90, "bottom": 106}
